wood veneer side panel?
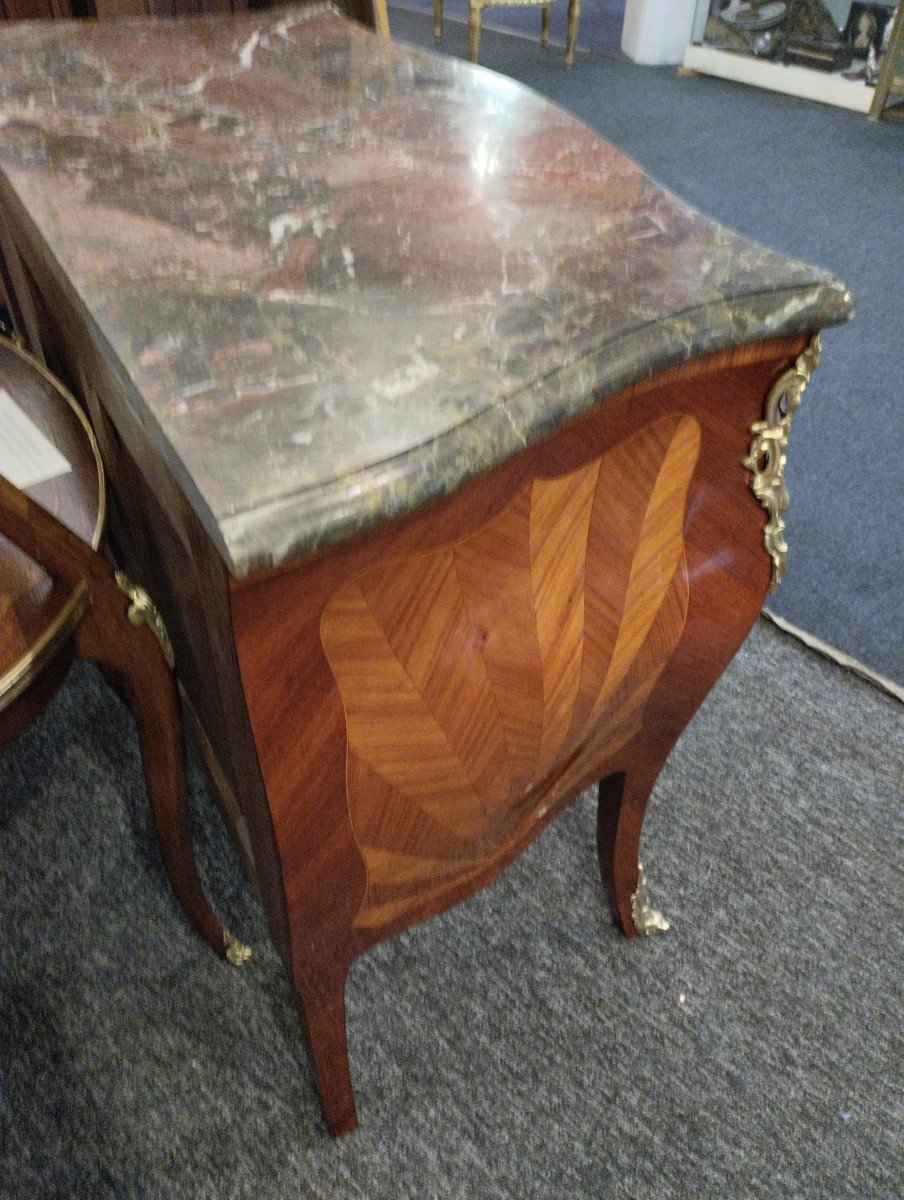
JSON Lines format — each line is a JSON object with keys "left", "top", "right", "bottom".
{"left": 593, "top": 344, "right": 802, "bottom": 931}
{"left": 231, "top": 571, "right": 366, "bottom": 1000}
{"left": 229, "top": 336, "right": 808, "bottom": 992}
{"left": 317, "top": 415, "right": 699, "bottom": 931}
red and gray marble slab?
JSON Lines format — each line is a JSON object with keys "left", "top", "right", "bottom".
{"left": 0, "top": 4, "right": 853, "bottom": 574}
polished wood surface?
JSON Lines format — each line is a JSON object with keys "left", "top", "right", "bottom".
{"left": 229, "top": 334, "right": 807, "bottom": 1132}
{"left": 0, "top": 0, "right": 74, "bottom": 20}
{"left": 0, "top": 1, "right": 384, "bottom": 49}
{"left": 0, "top": 0, "right": 248, "bottom": 23}
{"left": 0, "top": 218, "right": 295, "bottom": 982}
{"left": 320, "top": 413, "right": 699, "bottom": 931}
{"left": 0, "top": 338, "right": 235, "bottom": 967}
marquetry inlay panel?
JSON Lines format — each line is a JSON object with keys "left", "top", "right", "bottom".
{"left": 320, "top": 414, "right": 700, "bottom": 928}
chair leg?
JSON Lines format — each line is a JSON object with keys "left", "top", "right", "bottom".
{"left": 469, "top": 0, "right": 482, "bottom": 62}
{"left": 373, "top": 0, "right": 390, "bottom": 39}
{"left": 565, "top": 0, "right": 581, "bottom": 66}
{"left": 433, "top": 0, "right": 443, "bottom": 41}
{"left": 75, "top": 571, "right": 245, "bottom": 966}
{"left": 541, "top": 4, "right": 551, "bottom": 46}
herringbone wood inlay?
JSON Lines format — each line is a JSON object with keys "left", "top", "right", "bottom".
{"left": 321, "top": 414, "right": 701, "bottom": 927}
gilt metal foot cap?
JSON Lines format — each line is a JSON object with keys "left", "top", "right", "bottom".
{"left": 630, "top": 863, "right": 670, "bottom": 936}
{"left": 223, "top": 928, "right": 252, "bottom": 966}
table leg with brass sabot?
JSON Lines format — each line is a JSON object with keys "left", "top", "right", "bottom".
{"left": 595, "top": 336, "right": 822, "bottom": 940}
{"left": 0, "top": 472, "right": 250, "bottom": 968}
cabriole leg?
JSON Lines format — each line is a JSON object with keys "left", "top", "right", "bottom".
{"left": 76, "top": 573, "right": 247, "bottom": 966}
{"left": 295, "top": 974, "right": 358, "bottom": 1136}
{"left": 597, "top": 766, "right": 670, "bottom": 938}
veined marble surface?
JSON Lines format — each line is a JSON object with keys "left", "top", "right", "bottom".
{"left": 0, "top": 4, "right": 853, "bottom": 575}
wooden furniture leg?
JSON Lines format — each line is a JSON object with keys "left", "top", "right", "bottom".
{"left": 373, "top": 0, "right": 390, "bottom": 39}
{"left": 597, "top": 760, "right": 672, "bottom": 938}
{"left": 434, "top": 0, "right": 443, "bottom": 40}
{"left": 296, "top": 970, "right": 357, "bottom": 1135}
{"left": 541, "top": 3, "right": 551, "bottom": 45}
{"left": 0, "top": 476, "right": 246, "bottom": 965}
{"left": 77, "top": 592, "right": 243, "bottom": 963}
{"left": 469, "top": 0, "right": 482, "bottom": 61}
{"left": 595, "top": 571, "right": 773, "bottom": 939}
{"left": 565, "top": 0, "right": 580, "bottom": 66}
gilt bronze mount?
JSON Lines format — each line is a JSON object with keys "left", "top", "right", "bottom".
{"left": 115, "top": 571, "right": 176, "bottom": 668}
{"left": 630, "top": 864, "right": 671, "bottom": 936}
{"left": 743, "top": 334, "right": 822, "bottom": 590}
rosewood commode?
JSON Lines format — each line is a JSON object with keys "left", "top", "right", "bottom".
{"left": 0, "top": 4, "right": 853, "bottom": 1134}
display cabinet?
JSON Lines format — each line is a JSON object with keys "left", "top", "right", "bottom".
{"left": 684, "top": 0, "right": 900, "bottom": 112}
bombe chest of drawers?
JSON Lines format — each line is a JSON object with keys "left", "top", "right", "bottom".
{"left": 0, "top": 4, "right": 852, "bottom": 1134}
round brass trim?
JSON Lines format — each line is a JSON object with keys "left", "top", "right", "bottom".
{"left": 0, "top": 332, "right": 107, "bottom": 712}
{"left": 0, "top": 331, "right": 106, "bottom": 550}
{"left": 0, "top": 582, "right": 90, "bottom": 714}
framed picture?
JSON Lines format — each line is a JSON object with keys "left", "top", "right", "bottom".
{"left": 845, "top": 2, "right": 894, "bottom": 55}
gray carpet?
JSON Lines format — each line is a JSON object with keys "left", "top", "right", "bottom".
{"left": 1, "top": 618, "right": 901, "bottom": 1198}
{"left": 389, "top": 5, "right": 904, "bottom": 687}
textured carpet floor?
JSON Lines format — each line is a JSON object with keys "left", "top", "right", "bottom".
{"left": 389, "top": 5, "right": 904, "bottom": 686}
{"left": 1, "top": 620, "right": 901, "bottom": 1199}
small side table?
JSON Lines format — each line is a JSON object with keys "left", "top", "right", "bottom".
{"left": 0, "top": 334, "right": 247, "bottom": 967}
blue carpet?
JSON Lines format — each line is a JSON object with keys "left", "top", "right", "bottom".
{"left": 389, "top": 4, "right": 904, "bottom": 685}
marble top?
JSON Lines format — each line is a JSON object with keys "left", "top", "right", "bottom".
{"left": 0, "top": 5, "right": 853, "bottom": 575}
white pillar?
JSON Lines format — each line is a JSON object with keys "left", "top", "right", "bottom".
{"left": 621, "top": 0, "right": 700, "bottom": 64}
